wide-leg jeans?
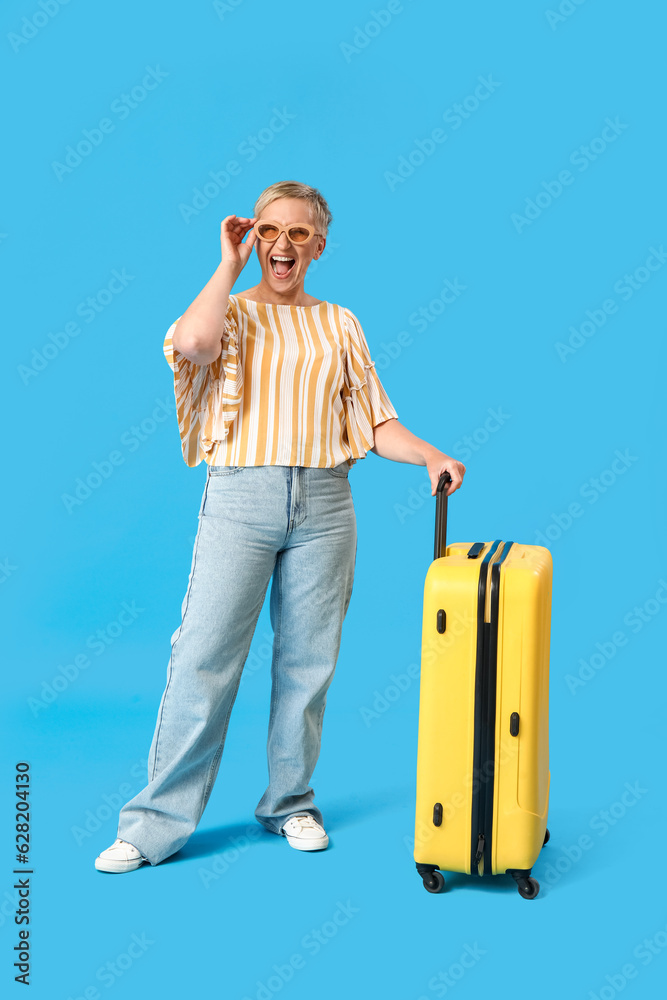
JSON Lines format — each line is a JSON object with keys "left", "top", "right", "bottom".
{"left": 115, "top": 461, "right": 357, "bottom": 866}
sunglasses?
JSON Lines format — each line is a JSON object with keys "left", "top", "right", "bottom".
{"left": 253, "top": 220, "right": 323, "bottom": 245}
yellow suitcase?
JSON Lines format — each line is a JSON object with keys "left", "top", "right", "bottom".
{"left": 413, "top": 472, "right": 552, "bottom": 899}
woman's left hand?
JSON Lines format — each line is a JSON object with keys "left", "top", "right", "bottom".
{"left": 426, "top": 452, "right": 466, "bottom": 496}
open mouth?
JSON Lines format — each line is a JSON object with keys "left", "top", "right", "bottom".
{"left": 270, "top": 255, "right": 296, "bottom": 278}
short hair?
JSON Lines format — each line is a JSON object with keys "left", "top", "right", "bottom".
{"left": 253, "top": 180, "right": 333, "bottom": 237}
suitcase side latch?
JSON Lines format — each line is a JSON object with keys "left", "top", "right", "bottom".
{"left": 436, "top": 609, "right": 446, "bottom": 633}
{"left": 509, "top": 712, "right": 520, "bottom": 737}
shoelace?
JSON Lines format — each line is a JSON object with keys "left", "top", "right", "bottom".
{"left": 115, "top": 839, "right": 141, "bottom": 855}
{"left": 285, "top": 814, "right": 322, "bottom": 832}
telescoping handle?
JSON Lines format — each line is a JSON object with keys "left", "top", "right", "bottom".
{"left": 434, "top": 471, "right": 452, "bottom": 561}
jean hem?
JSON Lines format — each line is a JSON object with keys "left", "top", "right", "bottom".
{"left": 255, "top": 809, "right": 322, "bottom": 837}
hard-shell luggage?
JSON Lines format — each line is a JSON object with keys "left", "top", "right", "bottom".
{"left": 413, "top": 472, "right": 552, "bottom": 899}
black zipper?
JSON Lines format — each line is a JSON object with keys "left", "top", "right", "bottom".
{"left": 470, "top": 540, "right": 513, "bottom": 875}
{"left": 469, "top": 540, "right": 501, "bottom": 873}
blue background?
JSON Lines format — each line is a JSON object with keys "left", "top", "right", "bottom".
{"left": 3, "top": 1, "right": 666, "bottom": 997}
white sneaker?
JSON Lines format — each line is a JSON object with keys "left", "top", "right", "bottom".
{"left": 95, "top": 838, "right": 148, "bottom": 873}
{"left": 281, "top": 814, "right": 329, "bottom": 851}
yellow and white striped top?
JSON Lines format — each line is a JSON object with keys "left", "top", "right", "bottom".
{"left": 163, "top": 294, "right": 399, "bottom": 469}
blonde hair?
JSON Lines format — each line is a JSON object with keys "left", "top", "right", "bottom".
{"left": 253, "top": 181, "right": 333, "bottom": 237}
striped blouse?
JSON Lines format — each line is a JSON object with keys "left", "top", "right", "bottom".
{"left": 162, "top": 294, "right": 399, "bottom": 469}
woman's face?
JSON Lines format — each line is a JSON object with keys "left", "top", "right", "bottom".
{"left": 255, "top": 197, "right": 326, "bottom": 293}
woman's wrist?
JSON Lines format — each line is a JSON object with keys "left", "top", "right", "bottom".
{"left": 216, "top": 260, "right": 243, "bottom": 285}
{"left": 418, "top": 442, "right": 442, "bottom": 466}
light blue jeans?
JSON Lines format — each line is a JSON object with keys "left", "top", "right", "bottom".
{"left": 116, "top": 461, "right": 357, "bottom": 865}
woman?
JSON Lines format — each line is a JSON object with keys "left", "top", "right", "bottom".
{"left": 95, "top": 180, "right": 465, "bottom": 873}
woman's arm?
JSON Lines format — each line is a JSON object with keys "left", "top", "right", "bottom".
{"left": 173, "top": 215, "right": 256, "bottom": 365}
{"left": 371, "top": 418, "right": 466, "bottom": 496}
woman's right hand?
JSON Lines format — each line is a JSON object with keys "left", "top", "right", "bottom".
{"left": 221, "top": 215, "right": 257, "bottom": 271}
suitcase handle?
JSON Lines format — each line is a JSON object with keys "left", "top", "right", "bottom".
{"left": 434, "top": 471, "right": 452, "bottom": 560}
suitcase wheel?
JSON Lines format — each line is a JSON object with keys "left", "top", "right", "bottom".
{"left": 422, "top": 871, "right": 445, "bottom": 894}
{"left": 516, "top": 876, "right": 540, "bottom": 900}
